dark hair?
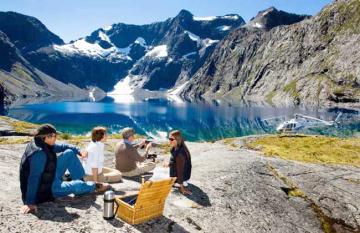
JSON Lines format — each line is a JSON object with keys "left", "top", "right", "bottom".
{"left": 34, "top": 124, "right": 57, "bottom": 141}
{"left": 92, "top": 126, "right": 107, "bottom": 142}
{"left": 169, "top": 130, "right": 191, "bottom": 158}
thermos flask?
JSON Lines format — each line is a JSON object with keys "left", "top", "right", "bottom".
{"left": 103, "top": 190, "right": 118, "bottom": 220}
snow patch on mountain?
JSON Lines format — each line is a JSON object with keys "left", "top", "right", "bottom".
{"left": 262, "top": 11, "right": 270, "bottom": 17}
{"left": 89, "top": 88, "right": 96, "bottom": 101}
{"left": 193, "top": 15, "right": 240, "bottom": 21}
{"left": 167, "top": 81, "right": 189, "bottom": 96}
{"left": 184, "top": 30, "right": 201, "bottom": 47}
{"left": 118, "top": 46, "right": 131, "bottom": 55}
{"left": 167, "top": 81, "right": 190, "bottom": 104}
{"left": 217, "top": 25, "right": 231, "bottom": 31}
{"left": 98, "top": 31, "right": 111, "bottom": 43}
{"left": 253, "top": 22, "right": 264, "bottom": 28}
{"left": 54, "top": 39, "right": 113, "bottom": 57}
{"left": 53, "top": 38, "right": 133, "bottom": 61}
{"left": 202, "top": 38, "right": 219, "bottom": 47}
{"left": 182, "top": 51, "right": 197, "bottom": 59}
{"left": 145, "top": 45, "right": 168, "bottom": 58}
{"left": 103, "top": 25, "right": 113, "bottom": 31}
{"left": 223, "top": 15, "right": 240, "bottom": 20}
{"left": 184, "top": 30, "right": 219, "bottom": 48}
{"left": 134, "top": 37, "right": 147, "bottom": 47}
{"left": 193, "top": 16, "right": 217, "bottom": 21}
{"left": 184, "top": 31, "right": 200, "bottom": 42}
{"left": 107, "top": 75, "right": 135, "bottom": 95}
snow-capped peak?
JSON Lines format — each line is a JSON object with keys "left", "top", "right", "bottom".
{"left": 54, "top": 39, "right": 112, "bottom": 56}
{"left": 53, "top": 38, "right": 131, "bottom": 61}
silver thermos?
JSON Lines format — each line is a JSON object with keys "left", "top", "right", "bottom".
{"left": 103, "top": 190, "right": 118, "bottom": 220}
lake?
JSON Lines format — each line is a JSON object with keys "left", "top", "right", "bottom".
{"left": 6, "top": 97, "right": 360, "bottom": 141}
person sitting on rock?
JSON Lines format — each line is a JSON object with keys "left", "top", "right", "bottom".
{"left": 115, "top": 127, "right": 155, "bottom": 177}
{"left": 168, "top": 130, "right": 192, "bottom": 195}
{"left": 19, "top": 124, "right": 110, "bottom": 214}
{"left": 82, "top": 126, "right": 122, "bottom": 183}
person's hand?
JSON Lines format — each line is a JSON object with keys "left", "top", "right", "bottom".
{"left": 20, "top": 205, "right": 37, "bottom": 214}
{"left": 79, "top": 150, "right": 88, "bottom": 159}
{"left": 139, "top": 140, "right": 146, "bottom": 148}
{"left": 162, "top": 161, "right": 169, "bottom": 167}
{"left": 145, "top": 142, "right": 152, "bottom": 151}
{"left": 179, "top": 186, "right": 192, "bottom": 195}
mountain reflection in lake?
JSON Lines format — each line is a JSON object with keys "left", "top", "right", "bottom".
{"left": 7, "top": 98, "right": 360, "bottom": 141}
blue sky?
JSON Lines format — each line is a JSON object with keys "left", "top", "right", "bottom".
{"left": 1, "top": 0, "right": 333, "bottom": 42}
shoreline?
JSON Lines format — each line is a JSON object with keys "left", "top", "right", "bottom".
{"left": 1, "top": 113, "right": 359, "bottom": 144}
{"left": 0, "top": 116, "right": 359, "bottom": 232}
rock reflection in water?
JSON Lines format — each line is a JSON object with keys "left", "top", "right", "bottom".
{"left": 7, "top": 98, "right": 359, "bottom": 141}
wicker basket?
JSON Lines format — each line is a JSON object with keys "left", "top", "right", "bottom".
{"left": 115, "top": 178, "right": 176, "bottom": 225}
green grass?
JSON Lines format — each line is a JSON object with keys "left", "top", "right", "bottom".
{"left": 0, "top": 137, "right": 32, "bottom": 144}
{"left": 11, "top": 63, "right": 33, "bottom": 81}
{"left": 222, "top": 138, "right": 238, "bottom": 148}
{"left": 0, "top": 116, "right": 38, "bottom": 134}
{"left": 265, "top": 91, "right": 276, "bottom": 104}
{"left": 283, "top": 80, "right": 300, "bottom": 100}
{"left": 247, "top": 135, "right": 360, "bottom": 167}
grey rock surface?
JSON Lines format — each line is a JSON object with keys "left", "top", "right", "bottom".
{"left": 0, "top": 137, "right": 358, "bottom": 232}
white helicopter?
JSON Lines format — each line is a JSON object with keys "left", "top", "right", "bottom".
{"left": 276, "top": 113, "right": 342, "bottom": 133}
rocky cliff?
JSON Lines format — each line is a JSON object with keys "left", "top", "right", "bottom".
{"left": 182, "top": 0, "right": 360, "bottom": 107}
{"left": 0, "top": 82, "right": 4, "bottom": 114}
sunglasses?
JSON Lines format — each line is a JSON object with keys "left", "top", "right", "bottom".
{"left": 168, "top": 138, "right": 175, "bottom": 141}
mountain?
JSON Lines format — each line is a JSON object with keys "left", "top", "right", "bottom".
{"left": 0, "top": 12, "right": 64, "bottom": 52}
{"left": 181, "top": 0, "right": 360, "bottom": 107}
{"left": 0, "top": 30, "right": 88, "bottom": 106}
{"left": 245, "top": 7, "right": 310, "bottom": 30}
{"left": 22, "top": 10, "right": 244, "bottom": 92}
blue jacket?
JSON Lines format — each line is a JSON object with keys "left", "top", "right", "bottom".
{"left": 23, "top": 143, "right": 80, "bottom": 205}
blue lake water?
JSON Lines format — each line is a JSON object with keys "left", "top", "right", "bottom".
{"left": 6, "top": 97, "right": 360, "bottom": 141}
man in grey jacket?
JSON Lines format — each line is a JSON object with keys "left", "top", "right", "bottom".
{"left": 115, "top": 127, "right": 155, "bottom": 177}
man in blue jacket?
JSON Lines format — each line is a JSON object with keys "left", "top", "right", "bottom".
{"left": 19, "top": 124, "right": 109, "bottom": 214}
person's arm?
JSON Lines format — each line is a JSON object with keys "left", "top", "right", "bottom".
{"left": 53, "top": 143, "right": 80, "bottom": 155}
{"left": 24, "top": 151, "right": 46, "bottom": 205}
{"left": 91, "top": 168, "right": 99, "bottom": 182}
{"left": 134, "top": 139, "right": 147, "bottom": 149}
{"left": 133, "top": 143, "right": 151, "bottom": 162}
